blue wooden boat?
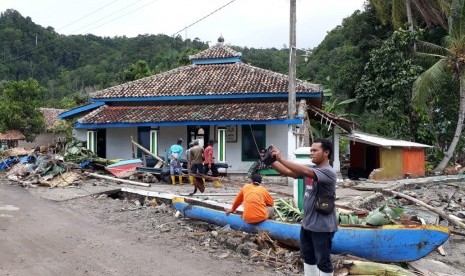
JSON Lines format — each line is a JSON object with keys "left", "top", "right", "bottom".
{"left": 172, "top": 197, "right": 450, "bottom": 262}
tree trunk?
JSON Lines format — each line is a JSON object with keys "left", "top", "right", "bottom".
{"left": 405, "top": 0, "right": 414, "bottom": 32}
{"left": 434, "top": 79, "right": 465, "bottom": 172}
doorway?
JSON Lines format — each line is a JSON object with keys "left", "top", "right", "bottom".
{"left": 187, "top": 125, "right": 210, "bottom": 147}
{"left": 96, "top": 129, "right": 106, "bottom": 158}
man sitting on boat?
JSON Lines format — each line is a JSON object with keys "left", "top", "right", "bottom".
{"left": 224, "top": 173, "right": 274, "bottom": 224}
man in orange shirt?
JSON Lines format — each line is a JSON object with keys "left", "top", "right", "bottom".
{"left": 225, "top": 173, "right": 274, "bottom": 224}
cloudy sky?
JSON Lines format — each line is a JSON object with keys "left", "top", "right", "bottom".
{"left": 0, "top": 0, "right": 366, "bottom": 49}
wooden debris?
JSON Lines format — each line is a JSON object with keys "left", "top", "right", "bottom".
{"left": 380, "top": 189, "right": 465, "bottom": 230}
{"left": 180, "top": 192, "right": 277, "bottom": 197}
{"left": 84, "top": 172, "right": 150, "bottom": 187}
{"left": 436, "top": 245, "right": 447, "bottom": 256}
{"left": 130, "top": 138, "right": 165, "bottom": 164}
{"left": 42, "top": 171, "right": 80, "bottom": 188}
{"left": 409, "top": 259, "right": 465, "bottom": 276}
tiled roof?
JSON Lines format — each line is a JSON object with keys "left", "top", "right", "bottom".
{"left": 91, "top": 63, "right": 321, "bottom": 99}
{"left": 0, "top": 130, "right": 26, "bottom": 140}
{"left": 80, "top": 101, "right": 289, "bottom": 124}
{"left": 189, "top": 43, "right": 241, "bottom": 60}
{"left": 40, "top": 108, "right": 65, "bottom": 129}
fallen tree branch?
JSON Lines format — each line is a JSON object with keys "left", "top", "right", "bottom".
{"left": 379, "top": 189, "right": 465, "bottom": 230}
{"left": 84, "top": 172, "right": 150, "bottom": 187}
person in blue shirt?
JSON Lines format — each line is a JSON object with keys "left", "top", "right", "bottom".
{"left": 166, "top": 138, "right": 184, "bottom": 185}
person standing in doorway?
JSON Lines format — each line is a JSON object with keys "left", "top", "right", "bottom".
{"left": 204, "top": 138, "right": 221, "bottom": 188}
{"left": 266, "top": 138, "right": 337, "bottom": 276}
{"left": 166, "top": 138, "right": 184, "bottom": 185}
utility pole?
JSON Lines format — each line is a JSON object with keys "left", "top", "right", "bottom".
{"left": 288, "top": 0, "right": 296, "bottom": 119}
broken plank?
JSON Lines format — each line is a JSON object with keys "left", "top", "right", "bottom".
{"left": 180, "top": 192, "right": 277, "bottom": 197}
{"left": 84, "top": 172, "right": 150, "bottom": 187}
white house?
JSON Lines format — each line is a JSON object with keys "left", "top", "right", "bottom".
{"left": 59, "top": 37, "right": 324, "bottom": 174}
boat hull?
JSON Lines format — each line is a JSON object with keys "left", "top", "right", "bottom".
{"left": 172, "top": 197, "right": 450, "bottom": 262}
{"left": 106, "top": 159, "right": 143, "bottom": 178}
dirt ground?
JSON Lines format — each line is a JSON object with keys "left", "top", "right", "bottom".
{"left": 60, "top": 194, "right": 301, "bottom": 275}
{"left": 2, "top": 173, "right": 465, "bottom": 275}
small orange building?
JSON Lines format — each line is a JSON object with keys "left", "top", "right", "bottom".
{"left": 343, "top": 131, "right": 432, "bottom": 180}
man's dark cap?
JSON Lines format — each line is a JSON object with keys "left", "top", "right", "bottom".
{"left": 250, "top": 173, "right": 262, "bottom": 184}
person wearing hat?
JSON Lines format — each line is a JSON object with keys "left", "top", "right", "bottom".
{"left": 225, "top": 173, "right": 274, "bottom": 224}
{"left": 166, "top": 138, "right": 184, "bottom": 185}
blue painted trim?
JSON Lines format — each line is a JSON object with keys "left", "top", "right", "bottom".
{"left": 92, "top": 92, "right": 322, "bottom": 102}
{"left": 75, "top": 118, "right": 302, "bottom": 129}
{"left": 59, "top": 102, "right": 105, "bottom": 119}
{"left": 191, "top": 57, "right": 242, "bottom": 65}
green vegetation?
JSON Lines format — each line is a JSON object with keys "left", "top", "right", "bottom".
{"left": 0, "top": 9, "right": 209, "bottom": 108}
{"left": 0, "top": 78, "right": 45, "bottom": 141}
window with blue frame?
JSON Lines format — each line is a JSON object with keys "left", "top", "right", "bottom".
{"left": 241, "top": 124, "right": 266, "bottom": 161}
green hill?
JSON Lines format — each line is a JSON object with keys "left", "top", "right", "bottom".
{"left": 0, "top": 9, "right": 293, "bottom": 108}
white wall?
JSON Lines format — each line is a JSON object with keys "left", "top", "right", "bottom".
{"left": 73, "top": 129, "right": 87, "bottom": 142}
{"left": 224, "top": 124, "right": 289, "bottom": 173}
{"left": 74, "top": 124, "right": 291, "bottom": 173}
{"left": 158, "top": 126, "right": 187, "bottom": 158}
{"left": 106, "top": 127, "right": 138, "bottom": 159}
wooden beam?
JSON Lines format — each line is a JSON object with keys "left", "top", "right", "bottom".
{"left": 84, "top": 172, "right": 150, "bottom": 187}
{"left": 130, "top": 138, "right": 165, "bottom": 164}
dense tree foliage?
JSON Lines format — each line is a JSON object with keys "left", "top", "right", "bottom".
{"left": 355, "top": 29, "right": 425, "bottom": 140}
{"left": 413, "top": 0, "right": 465, "bottom": 171}
{"left": 0, "top": 78, "right": 45, "bottom": 141}
{"left": 0, "top": 9, "right": 209, "bottom": 107}
{"left": 300, "top": 6, "right": 392, "bottom": 101}
{"left": 371, "top": 0, "right": 449, "bottom": 30}
{"left": 123, "top": 60, "right": 153, "bottom": 82}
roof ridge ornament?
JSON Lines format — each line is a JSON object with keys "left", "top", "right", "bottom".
{"left": 217, "top": 35, "right": 224, "bottom": 45}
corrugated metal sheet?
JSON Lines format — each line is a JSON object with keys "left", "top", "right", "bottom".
{"left": 343, "top": 131, "right": 432, "bottom": 148}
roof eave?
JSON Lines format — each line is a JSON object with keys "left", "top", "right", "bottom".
{"left": 75, "top": 118, "right": 302, "bottom": 129}
{"left": 91, "top": 92, "right": 322, "bottom": 102}
{"left": 59, "top": 102, "right": 105, "bottom": 119}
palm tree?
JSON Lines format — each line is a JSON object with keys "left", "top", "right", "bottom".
{"left": 371, "top": 0, "right": 449, "bottom": 30}
{"left": 413, "top": 0, "right": 465, "bottom": 172}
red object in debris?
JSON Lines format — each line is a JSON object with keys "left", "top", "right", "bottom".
{"left": 105, "top": 159, "right": 143, "bottom": 178}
